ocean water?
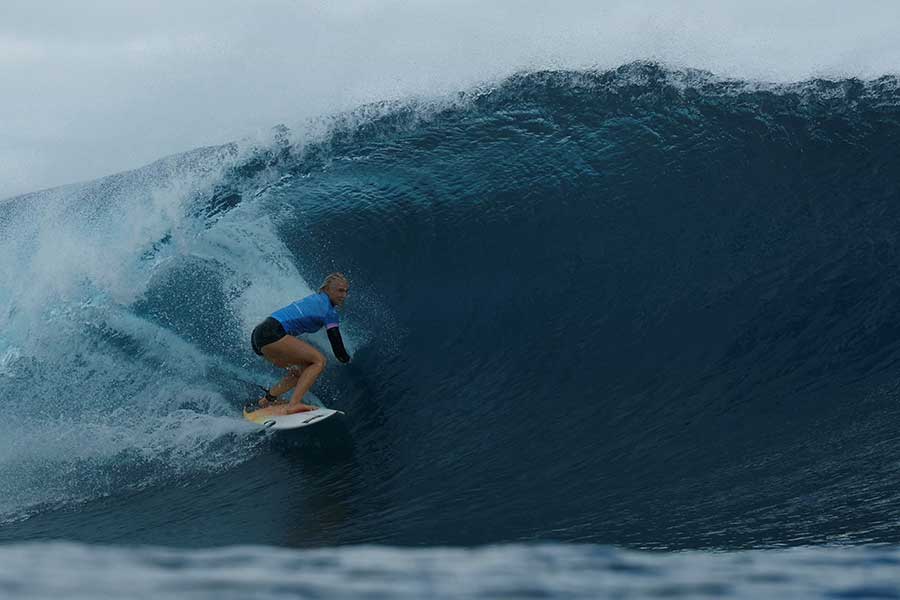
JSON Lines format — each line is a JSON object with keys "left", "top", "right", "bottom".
{"left": 2, "top": 62, "right": 900, "bottom": 595}
{"left": 3, "top": 542, "right": 900, "bottom": 599}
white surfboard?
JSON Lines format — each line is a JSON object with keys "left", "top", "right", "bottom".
{"left": 243, "top": 406, "right": 344, "bottom": 430}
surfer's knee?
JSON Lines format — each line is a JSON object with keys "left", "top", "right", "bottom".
{"left": 311, "top": 351, "right": 326, "bottom": 372}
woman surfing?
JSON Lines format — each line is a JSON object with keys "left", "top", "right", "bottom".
{"left": 248, "top": 273, "right": 351, "bottom": 416}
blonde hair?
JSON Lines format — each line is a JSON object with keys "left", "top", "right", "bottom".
{"left": 319, "top": 272, "right": 349, "bottom": 292}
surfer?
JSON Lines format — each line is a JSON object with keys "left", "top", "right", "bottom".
{"left": 249, "top": 273, "right": 352, "bottom": 415}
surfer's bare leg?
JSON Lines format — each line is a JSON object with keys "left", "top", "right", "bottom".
{"left": 261, "top": 367, "right": 302, "bottom": 405}
{"left": 261, "top": 336, "right": 326, "bottom": 413}
{"left": 255, "top": 369, "right": 298, "bottom": 408}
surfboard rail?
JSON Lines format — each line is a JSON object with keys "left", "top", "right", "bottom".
{"left": 243, "top": 406, "right": 344, "bottom": 430}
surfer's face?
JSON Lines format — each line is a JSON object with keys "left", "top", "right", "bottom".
{"left": 326, "top": 281, "right": 349, "bottom": 307}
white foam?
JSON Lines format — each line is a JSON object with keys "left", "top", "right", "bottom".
{"left": 0, "top": 156, "right": 314, "bottom": 522}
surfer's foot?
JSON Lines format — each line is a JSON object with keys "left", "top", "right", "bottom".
{"left": 281, "top": 403, "right": 317, "bottom": 415}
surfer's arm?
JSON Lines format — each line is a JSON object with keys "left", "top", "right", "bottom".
{"left": 327, "top": 327, "right": 351, "bottom": 363}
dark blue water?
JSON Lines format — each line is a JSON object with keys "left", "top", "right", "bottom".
{"left": 2, "top": 63, "right": 900, "bottom": 593}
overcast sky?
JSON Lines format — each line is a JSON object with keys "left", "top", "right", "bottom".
{"left": 2, "top": 0, "right": 898, "bottom": 199}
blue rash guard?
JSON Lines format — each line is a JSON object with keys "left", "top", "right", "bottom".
{"left": 271, "top": 292, "right": 340, "bottom": 336}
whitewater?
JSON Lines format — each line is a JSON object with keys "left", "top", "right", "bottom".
{"left": 3, "top": 32, "right": 900, "bottom": 599}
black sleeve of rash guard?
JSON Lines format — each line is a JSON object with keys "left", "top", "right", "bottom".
{"left": 327, "top": 327, "right": 351, "bottom": 363}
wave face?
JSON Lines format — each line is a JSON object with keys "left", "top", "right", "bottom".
{"left": 2, "top": 63, "right": 900, "bottom": 550}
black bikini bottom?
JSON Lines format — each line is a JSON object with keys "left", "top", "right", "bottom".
{"left": 251, "top": 317, "right": 287, "bottom": 355}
